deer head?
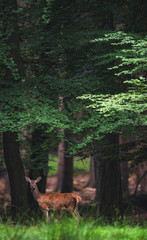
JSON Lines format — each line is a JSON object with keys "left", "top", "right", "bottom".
{"left": 25, "top": 176, "right": 41, "bottom": 191}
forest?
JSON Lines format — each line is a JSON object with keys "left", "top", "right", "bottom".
{"left": 0, "top": 0, "right": 147, "bottom": 239}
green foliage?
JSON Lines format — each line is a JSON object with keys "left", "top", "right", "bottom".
{"left": 0, "top": 219, "right": 147, "bottom": 240}
{"left": 79, "top": 32, "right": 147, "bottom": 137}
{"left": 48, "top": 153, "right": 90, "bottom": 175}
{"left": 0, "top": 1, "right": 146, "bottom": 158}
{"left": 0, "top": 0, "right": 114, "bottom": 135}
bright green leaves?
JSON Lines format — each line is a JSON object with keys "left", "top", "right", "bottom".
{"left": 42, "top": 0, "right": 54, "bottom": 24}
{"left": 78, "top": 32, "right": 147, "bottom": 140}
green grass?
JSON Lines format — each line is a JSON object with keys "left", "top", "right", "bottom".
{"left": 48, "top": 154, "right": 90, "bottom": 175}
{"left": 74, "top": 157, "right": 90, "bottom": 175}
{"left": 0, "top": 218, "right": 147, "bottom": 240}
{"left": 48, "top": 153, "right": 58, "bottom": 175}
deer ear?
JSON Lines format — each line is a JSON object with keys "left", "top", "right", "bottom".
{"left": 25, "top": 176, "right": 31, "bottom": 183}
{"left": 36, "top": 176, "right": 41, "bottom": 183}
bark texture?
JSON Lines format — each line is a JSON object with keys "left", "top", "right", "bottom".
{"left": 57, "top": 130, "right": 73, "bottom": 193}
{"left": 2, "top": 0, "right": 28, "bottom": 212}
{"left": 94, "top": 134, "right": 123, "bottom": 220}
{"left": 3, "top": 132, "right": 28, "bottom": 210}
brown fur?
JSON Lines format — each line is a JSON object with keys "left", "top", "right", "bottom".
{"left": 25, "top": 176, "right": 82, "bottom": 221}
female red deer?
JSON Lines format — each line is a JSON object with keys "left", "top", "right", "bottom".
{"left": 25, "top": 176, "right": 82, "bottom": 221}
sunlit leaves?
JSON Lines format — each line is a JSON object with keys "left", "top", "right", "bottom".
{"left": 79, "top": 33, "right": 147, "bottom": 139}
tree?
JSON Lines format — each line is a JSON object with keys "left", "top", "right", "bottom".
{"left": 78, "top": 32, "right": 147, "bottom": 218}
{"left": 0, "top": 0, "right": 28, "bottom": 212}
{"left": 3, "top": 132, "right": 28, "bottom": 211}
{"left": 27, "top": 126, "right": 49, "bottom": 208}
{"left": 0, "top": 0, "right": 146, "bottom": 220}
{"left": 57, "top": 130, "right": 73, "bottom": 193}
{"left": 93, "top": 135, "right": 122, "bottom": 220}
{"left": 81, "top": 33, "right": 147, "bottom": 136}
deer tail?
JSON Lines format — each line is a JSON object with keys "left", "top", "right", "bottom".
{"left": 74, "top": 195, "right": 82, "bottom": 207}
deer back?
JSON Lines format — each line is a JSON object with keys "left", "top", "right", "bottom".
{"left": 38, "top": 193, "right": 81, "bottom": 211}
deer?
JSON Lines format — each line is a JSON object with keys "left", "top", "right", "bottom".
{"left": 25, "top": 176, "right": 82, "bottom": 221}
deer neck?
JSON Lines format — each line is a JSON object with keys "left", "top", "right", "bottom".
{"left": 31, "top": 186, "right": 41, "bottom": 202}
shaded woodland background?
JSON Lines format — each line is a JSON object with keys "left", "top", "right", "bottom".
{"left": 0, "top": 0, "right": 147, "bottom": 222}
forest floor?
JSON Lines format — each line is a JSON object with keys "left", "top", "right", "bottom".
{"left": 0, "top": 172, "right": 147, "bottom": 222}
{"left": 0, "top": 172, "right": 95, "bottom": 207}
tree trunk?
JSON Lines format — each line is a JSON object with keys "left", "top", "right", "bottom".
{"left": 57, "top": 136, "right": 65, "bottom": 191}
{"left": 28, "top": 127, "right": 49, "bottom": 209}
{"left": 57, "top": 130, "right": 73, "bottom": 193}
{"left": 61, "top": 138, "right": 73, "bottom": 193}
{"left": 94, "top": 134, "right": 123, "bottom": 220}
{"left": 119, "top": 135, "right": 129, "bottom": 198}
{"left": 2, "top": 0, "right": 29, "bottom": 213}
{"left": 3, "top": 132, "right": 28, "bottom": 210}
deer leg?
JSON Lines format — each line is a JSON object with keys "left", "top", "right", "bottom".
{"left": 72, "top": 211, "right": 80, "bottom": 221}
{"left": 70, "top": 209, "right": 81, "bottom": 221}
{"left": 75, "top": 210, "right": 81, "bottom": 218}
{"left": 74, "top": 209, "right": 82, "bottom": 221}
{"left": 41, "top": 208, "right": 50, "bottom": 222}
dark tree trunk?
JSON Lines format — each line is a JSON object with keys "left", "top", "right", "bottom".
{"left": 61, "top": 139, "right": 73, "bottom": 193}
{"left": 94, "top": 134, "right": 123, "bottom": 220}
{"left": 2, "top": 0, "right": 29, "bottom": 213}
{"left": 29, "top": 127, "right": 48, "bottom": 191}
{"left": 57, "top": 136, "right": 65, "bottom": 191}
{"left": 3, "top": 132, "right": 28, "bottom": 210}
{"left": 57, "top": 130, "right": 73, "bottom": 193}
{"left": 56, "top": 96, "right": 73, "bottom": 193}
{"left": 26, "top": 128, "right": 49, "bottom": 215}
{"left": 28, "top": 127, "right": 49, "bottom": 208}
{"left": 119, "top": 135, "right": 129, "bottom": 198}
